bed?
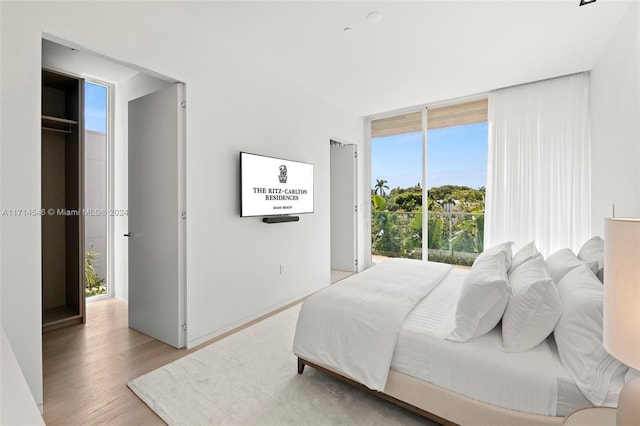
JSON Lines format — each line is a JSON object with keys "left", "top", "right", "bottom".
{"left": 293, "top": 240, "right": 628, "bottom": 426}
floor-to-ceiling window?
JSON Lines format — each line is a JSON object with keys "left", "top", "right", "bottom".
{"left": 370, "top": 99, "right": 488, "bottom": 265}
{"left": 84, "top": 81, "right": 110, "bottom": 297}
{"left": 371, "top": 112, "right": 423, "bottom": 259}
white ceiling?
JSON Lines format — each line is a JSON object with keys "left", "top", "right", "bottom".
{"left": 205, "top": 0, "right": 630, "bottom": 116}
{"left": 42, "top": 39, "right": 140, "bottom": 84}
{"left": 44, "top": 1, "right": 631, "bottom": 117}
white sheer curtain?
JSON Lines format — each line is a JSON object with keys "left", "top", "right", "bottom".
{"left": 485, "top": 73, "right": 591, "bottom": 256}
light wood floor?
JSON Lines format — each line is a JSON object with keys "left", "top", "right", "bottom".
{"left": 42, "top": 298, "right": 190, "bottom": 425}
{"left": 41, "top": 269, "right": 362, "bottom": 424}
{"left": 42, "top": 296, "right": 306, "bottom": 425}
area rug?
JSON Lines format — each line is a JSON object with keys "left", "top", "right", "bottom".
{"left": 127, "top": 304, "right": 435, "bottom": 425}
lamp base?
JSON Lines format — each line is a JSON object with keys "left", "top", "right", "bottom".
{"left": 617, "top": 376, "right": 640, "bottom": 425}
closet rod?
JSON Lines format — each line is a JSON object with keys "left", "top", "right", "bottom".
{"left": 42, "top": 126, "right": 72, "bottom": 134}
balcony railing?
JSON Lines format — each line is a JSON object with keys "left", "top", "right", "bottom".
{"left": 371, "top": 211, "right": 485, "bottom": 266}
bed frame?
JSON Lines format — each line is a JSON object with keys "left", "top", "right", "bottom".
{"left": 297, "top": 356, "right": 565, "bottom": 426}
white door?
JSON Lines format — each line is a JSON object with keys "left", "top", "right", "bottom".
{"left": 330, "top": 144, "right": 357, "bottom": 272}
{"left": 127, "top": 83, "right": 186, "bottom": 348}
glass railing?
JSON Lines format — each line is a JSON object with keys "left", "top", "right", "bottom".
{"left": 371, "top": 210, "right": 424, "bottom": 260}
{"left": 371, "top": 211, "right": 485, "bottom": 266}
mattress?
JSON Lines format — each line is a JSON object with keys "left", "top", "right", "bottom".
{"left": 390, "top": 268, "right": 591, "bottom": 417}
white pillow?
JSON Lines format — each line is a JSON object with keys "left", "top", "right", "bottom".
{"left": 447, "top": 254, "right": 508, "bottom": 342}
{"left": 545, "top": 248, "right": 595, "bottom": 285}
{"left": 554, "top": 264, "right": 629, "bottom": 406}
{"left": 509, "top": 241, "right": 539, "bottom": 274}
{"left": 474, "top": 241, "right": 514, "bottom": 271}
{"left": 578, "top": 236, "right": 605, "bottom": 282}
{"left": 502, "top": 255, "right": 561, "bottom": 352}
{"left": 578, "top": 236, "right": 604, "bottom": 269}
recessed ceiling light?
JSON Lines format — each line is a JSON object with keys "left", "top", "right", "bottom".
{"left": 367, "top": 11, "right": 382, "bottom": 24}
{"left": 343, "top": 27, "right": 353, "bottom": 33}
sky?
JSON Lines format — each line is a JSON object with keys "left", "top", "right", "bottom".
{"left": 371, "top": 122, "right": 488, "bottom": 191}
{"left": 85, "top": 82, "right": 107, "bottom": 133}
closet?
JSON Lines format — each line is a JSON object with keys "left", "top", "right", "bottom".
{"left": 41, "top": 68, "right": 85, "bottom": 331}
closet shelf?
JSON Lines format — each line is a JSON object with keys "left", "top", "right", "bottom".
{"left": 42, "top": 115, "right": 77, "bottom": 124}
{"left": 42, "top": 115, "right": 77, "bottom": 133}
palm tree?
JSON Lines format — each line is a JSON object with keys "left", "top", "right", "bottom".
{"left": 374, "top": 179, "right": 389, "bottom": 196}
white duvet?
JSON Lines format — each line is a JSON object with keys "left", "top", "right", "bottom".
{"left": 293, "top": 259, "right": 451, "bottom": 391}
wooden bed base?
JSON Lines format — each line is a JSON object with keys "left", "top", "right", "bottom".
{"left": 297, "top": 357, "right": 454, "bottom": 425}
{"left": 297, "top": 356, "right": 565, "bottom": 426}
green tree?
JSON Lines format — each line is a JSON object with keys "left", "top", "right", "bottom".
{"left": 371, "top": 183, "right": 485, "bottom": 263}
{"left": 427, "top": 215, "right": 444, "bottom": 249}
{"left": 372, "top": 194, "right": 401, "bottom": 255}
{"left": 427, "top": 185, "right": 485, "bottom": 256}
{"left": 401, "top": 206, "right": 423, "bottom": 256}
{"left": 374, "top": 178, "right": 390, "bottom": 196}
{"left": 389, "top": 186, "right": 422, "bottom": 212}
{"left": 85, "top": 248, "right": 106, "bottom": 297}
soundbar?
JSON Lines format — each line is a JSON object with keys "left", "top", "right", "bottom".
{"left": 262, "top": 216, "right": 300, "bottom": 224}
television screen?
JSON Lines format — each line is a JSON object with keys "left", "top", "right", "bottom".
{"left": 240, "top": 152, "right": 314, "bottom": 217}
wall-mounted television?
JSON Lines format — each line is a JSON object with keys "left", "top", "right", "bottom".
{"left": 240, "top": 152, "right": 314, "bottom": 217}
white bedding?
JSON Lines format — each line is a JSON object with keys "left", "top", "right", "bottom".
{"left": 293, "top": 259, "right": 451, "bottom": 391}
{"left": 391, "top": 268, "right": 588, "bottom": 417}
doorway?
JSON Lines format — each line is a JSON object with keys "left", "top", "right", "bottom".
{"left": 330, "top": 140, "right": 358, "bottom": 281}
{"left": 41, "top": 38, "right": 186, "bottom": 343}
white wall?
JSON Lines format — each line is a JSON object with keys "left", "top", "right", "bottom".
{"left": 590, "top": 1, "right": 640, "bottom": 237}
{"left": 0, "top": 1, "right": 363, "bottom": 409}
{"left": 0, "top": 5, "right": 44, "bottom": 409}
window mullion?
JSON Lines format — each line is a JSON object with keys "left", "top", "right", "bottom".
{"left": 422, "top": 108, "right": 428, "bottom": 261}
